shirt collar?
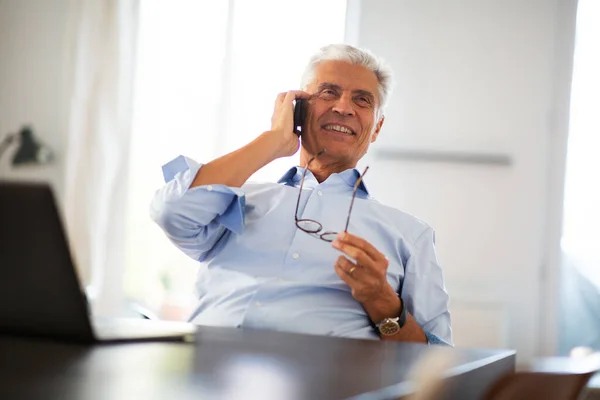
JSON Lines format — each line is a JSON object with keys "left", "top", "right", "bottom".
{"left": 277, "top": 166, "right": 370, "bottom": 196}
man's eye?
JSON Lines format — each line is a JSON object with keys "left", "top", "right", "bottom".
{"left": 323, "top": 89, "right": 336, "bottom": 96}
{"left": 357, "top": 97, "right": 371, "bottom": 105}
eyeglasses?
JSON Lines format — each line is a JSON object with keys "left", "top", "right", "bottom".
{"left": 294, "top": 150, "right": 369, "bottom": 242}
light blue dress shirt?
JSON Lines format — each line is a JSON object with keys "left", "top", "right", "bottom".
{"left": 150, "top": 155, "right": 452, "bottom": 345}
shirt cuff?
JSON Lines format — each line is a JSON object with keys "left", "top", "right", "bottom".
{"left": 159, "top": 155, "right": 246, "bottom": 235}
{"left": 162, "top": 155, "right": 194, "bottom": 183}
{"left": 425, "top": 331, "right": 452, "bottom": 346}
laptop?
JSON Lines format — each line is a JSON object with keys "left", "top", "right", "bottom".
{"left": 0, "top": 180, "right": 196, "bottom": 343}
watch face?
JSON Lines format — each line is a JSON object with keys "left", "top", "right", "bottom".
{"left": 379, "top": 320, "right": 400, "bottom": 336}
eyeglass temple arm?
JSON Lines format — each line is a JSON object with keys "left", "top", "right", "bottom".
{"left": 343, "top": 166, "right": 369, "bottom": 232}
{"left": 295, "top": 154, "right": 320, "bottom": 221}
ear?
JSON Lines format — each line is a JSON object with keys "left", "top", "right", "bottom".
{"left": 370, "top": 115, "right": 385, "bottom": 143}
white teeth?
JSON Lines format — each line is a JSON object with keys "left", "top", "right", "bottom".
{"left": 324, "top": 124, "right": 354, "bottom": 135}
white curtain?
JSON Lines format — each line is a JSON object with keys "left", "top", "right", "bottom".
{"left": 63, "top": 0, "right": 140, "bottom": 316}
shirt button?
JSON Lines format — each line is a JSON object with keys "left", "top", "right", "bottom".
{"left": 206, "top": 185, "right": 213, "bottom": 191}
{"left": 317, "top": 190, "right": 323, "bottom": 196}
{"left": 292, "top": 253, "right": 300, "bottom": 260}
{"left": 255, "top": 301, "right": 262, "bottom": 307}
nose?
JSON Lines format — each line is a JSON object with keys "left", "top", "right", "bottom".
{"left": 331, "top": 93, "right": 355, "bottom": 117}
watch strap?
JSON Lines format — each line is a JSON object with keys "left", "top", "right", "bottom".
{"left": 397, "top": 298, "right": 407, "bottom": 328}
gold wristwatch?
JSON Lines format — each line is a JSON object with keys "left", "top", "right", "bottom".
{"left": 375, "top": 299, "right": 407, "bottom": 336}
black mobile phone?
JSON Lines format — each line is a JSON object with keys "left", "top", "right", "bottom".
{"left": 293, "top": 99, "right": 307, "bottom": 136}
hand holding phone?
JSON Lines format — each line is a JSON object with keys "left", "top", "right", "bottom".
{"left": 268, "top": 91, "right": 309, "bottom": 159}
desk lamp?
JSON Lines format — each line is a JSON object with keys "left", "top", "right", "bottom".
{"left": 0, "top": 126, "right": 53, "bottom": 166}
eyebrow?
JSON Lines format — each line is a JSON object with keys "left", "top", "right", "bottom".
{"left": 317, "top": 83, "right": 376, "bottom": 103}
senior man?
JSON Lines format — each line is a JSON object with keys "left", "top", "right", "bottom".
{"left": 151, "top": 44, "right": 452, "bottom": 345}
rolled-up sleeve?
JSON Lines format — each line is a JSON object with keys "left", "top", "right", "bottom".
{"left": 150, "top": 155, "right": 245, "bottom": 262}
{"left": 402, "top": 228, "right": 453, "bottom": 346}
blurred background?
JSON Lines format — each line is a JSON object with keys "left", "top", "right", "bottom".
{"left": 0, "top": 0, "right": 598, "bottom": 367}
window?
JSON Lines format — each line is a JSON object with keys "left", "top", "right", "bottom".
{"left": 124, "top": 1, "right": 347, "bottom": 319}
{"left": 562, "top": 0, "right": 600, "bottom": 286}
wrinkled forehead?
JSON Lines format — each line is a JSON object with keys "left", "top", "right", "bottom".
{"left": 309, "top": 60, "right": 381, "bottom": 104}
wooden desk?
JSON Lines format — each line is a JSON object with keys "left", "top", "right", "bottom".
{"left": 0, "top": 325, "right": 515, "bottom": 399}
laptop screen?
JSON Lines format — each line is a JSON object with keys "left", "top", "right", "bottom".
{"left": 0, "top": 181, "right": 95, "bottom": 342}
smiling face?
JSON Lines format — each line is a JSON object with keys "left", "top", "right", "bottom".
{"left": 300, "top": 60, "right": 385, "bottom": 170}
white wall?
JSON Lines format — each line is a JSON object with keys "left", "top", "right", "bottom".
{"left": 0, "top": 0, "right": 72, "bottom": 207}
{"left": 354, "top": 0, "right": 576, "bottom": 364}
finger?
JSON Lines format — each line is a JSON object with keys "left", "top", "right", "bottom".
{"left": 334, "top": 257, "right": 379, "bottom": 294}
{"left": 277, "top": 90, "right": 312, "bottom": 105}
{"left": 286, "top": 90, "right": 312, "bottom": 100}
{"left": 274, "top": 92, "right": 288, "bottom": 107}
{"left": 332, "top": 240, "right": 375, "bottom": 269}
{"left": 337, "top": 255, "right": 360, "bottom": 277}
{"left": 275, "top": 91, "right": 310, "bottom": 112}
{"left": 334, "top": 257, "right": 359, "bottom": 286}
{"left": 334, "top": 232, "right": 387, "bottom": 263}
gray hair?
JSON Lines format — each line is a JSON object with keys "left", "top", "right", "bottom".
{"left": 300, "top": 44, "right": 394, "bottom": 115}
